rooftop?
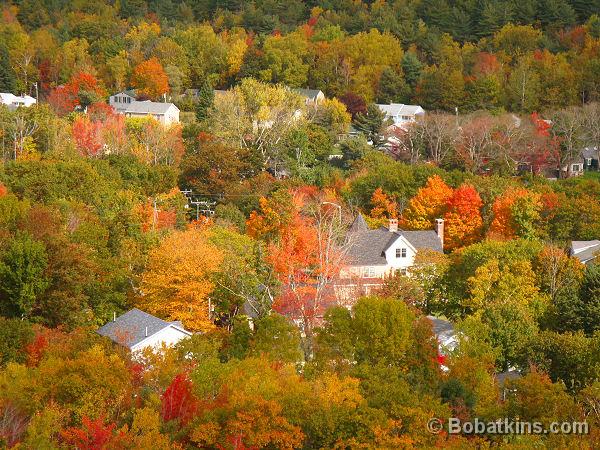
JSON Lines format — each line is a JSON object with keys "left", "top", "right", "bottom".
{"left": 97, "top": 308, "right": 189, "bottom": 349}
{"left": 113, "top": 100, "right": 178, "bottom": 115}
{"left": 346, "top": 219, "right": 443, "bottom": 266}
{"left": 377, "top": 103, "right": 424, "bottom": 117}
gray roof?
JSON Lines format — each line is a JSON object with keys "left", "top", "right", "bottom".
{"left": 114, "top": 100, "right": 178, "bottom": 115}
{"left": 346, "top": 222, "right": 442, "bottom": 266}
{"left": 583, "top": 147, "right": 598, "bottom": 160}
{"left": 376, "top": 103, "right": 424, "bottom": 117}
{"left": 97, "top": 308, "right": 189, "bottom": 349}
{"left": 292, "top": 88, "right": 323, "bottom": 101}
{"left": 571, "top": 240, "right": 600, "bottom": 265}
{"left": 427, "top": 316, "right": 455, "bottom": 342}
{"left": 348, "top": 213, "right": 369, "bottom": 233}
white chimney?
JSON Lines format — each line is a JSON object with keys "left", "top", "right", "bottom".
{"left": 389, "top": 218, "right": 398, "bottom": 233}
{"left": 435, "top": 218, "right": 444, "bottom": 248}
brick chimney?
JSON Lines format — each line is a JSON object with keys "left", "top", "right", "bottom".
{"left": 435, "top": 218, "right": 444, "bottom": 247}
{"left": 389, "top": 218, "right": 398, "bottom": 232}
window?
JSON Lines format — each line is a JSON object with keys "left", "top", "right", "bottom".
{"left": 572, "top": 163, "right": 583, "bottom": 172}
{"left": 402, "top": 115, "right": 411, "bottom": 120}
{"left": 397, "top": 268, "right": 408, "bottom": 276}
{"left": 362, "top": 267, "right": 377, "bottom": 278}
{"left": 396, "top": 248, "right": 407, "bottom": 258}
{"left": 586, "top": 158, "right": 592, "bottom": 166}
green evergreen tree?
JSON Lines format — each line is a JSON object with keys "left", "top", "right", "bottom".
{"left": 376, "top": 67, "right": 410, "bottom": 104}
{"left": 401, "top": 52, "right": 423, "bottom": 89}
{"left": 0, "top": 232, "right": 49, "bottom": 319}
{"left": 579, "top": 264, "right": 600, "bottom": 336}
{"left": 0, "top": 44, "right": 15, "bottom": 93}
{"left": 195, "top": 80, "right": 215, "bottom": 122}
{"left": 353, "top": 104, "right": 389, "bottom": 148}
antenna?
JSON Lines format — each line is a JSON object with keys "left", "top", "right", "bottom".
{"left": 113, "top": 311, "right": 116, "bottom": 322}
{"left": 145, "top": 326, "right": 148, "bottom": 337}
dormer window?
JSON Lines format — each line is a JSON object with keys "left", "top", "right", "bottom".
{"left": 396, "top": 248, "right": 407, "bottom": 258}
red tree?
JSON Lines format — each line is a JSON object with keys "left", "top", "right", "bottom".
{"left": 338, "top": 92, "right": 367, "bottom": 119}
{"left": 47, "top": 72, "right": 106, "bottom": 115}
{"left": 161, "top": 373, "right": 199, "bottom": 426}
{"left": 61, "top": 416, "right": 124, "bottom": 450}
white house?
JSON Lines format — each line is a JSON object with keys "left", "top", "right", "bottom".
{"left": 337, "top": 215, "right": 443, "bottom": 296}
{"left": 97, "top": 308, "right": 192, "bottom": 353}
{"left": 376, "top": 103, "right": 425, "bottom": 129}
{"left": 109, "top": 91, "right": 179, "bottom": 126}
{"left": 0, "top": 93, "right": 36, "bottom": 110}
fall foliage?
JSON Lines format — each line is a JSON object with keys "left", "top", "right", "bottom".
{"left": 138, "top": 227, "right": 223, "bottom": 331}
{"left": 444, "top": 184, "right": 484, "bottom": 251}
{"left": 130, "top": 57, "right": 170, "bottom": 100}
{"left": 401, "top": 175, "right": 453, "bottom": 230}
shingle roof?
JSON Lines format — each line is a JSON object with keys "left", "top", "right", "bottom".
{"left": 292, "top": 88, "right": 323, "bottom": 100}
{"left": 348, "top": 213, "right": 370, "bottom": 233}
{"left": 97, "top": 308, "right": 188, "bottom": 349}
{"left": 345, "top": 221, "right": 442, "bottom": 266}
{"left": 583, "top": 147, "right": 598, "bottom": 160}
{"left": 376, "top": 103, "right": 424, "bottom": 117}
{"left": 115, "top": 100, "right": 178, "bottom": 115}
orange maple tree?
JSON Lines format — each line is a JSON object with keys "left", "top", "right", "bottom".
{"left": 401, "top": 175, "right": 453, "bottom": 230}
{"left": 443, "top": 184, "right": 483, "bottom": 251}
{"left": 0, "top": 183, "right": 7, "bottom": 197}
{"left": 370, "top": 187, "right": 397, "bottom": 220}
{"left": 263, "top": 190, "right": 346, "bottom": 353}
{"left": 130, "top": 57, "right": 170, "bottom": 100}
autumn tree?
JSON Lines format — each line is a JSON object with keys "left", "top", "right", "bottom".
{"left": 369, "top": 187, "right": 397, "bottom": 221}
{"left": 130, "top": 57, "right": 170, "bottom": 100}
{"left": 209, "top": 79, "right": 305, "bottom": 172}
{"left": 488, "top": 188, "right": 543, "bottom": 240}
{"left": 268, "top": 191, "right": 349, "bottom": 357}
{"left": 138, "top": 227, "right": 223, "bottom": 331}
{"left": 444, "top": 184, "right": 483, "bottom": 251}
{"left": 401, "top": 175, "right": 453, "bottom": 230}
{"left": 47, "top": 72, "right": 106, "bottom": 115}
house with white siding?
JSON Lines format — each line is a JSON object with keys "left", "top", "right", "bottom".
{"left": 97, "top": 308, "right": 192, "bottom": 353}
{"left": 109, "top": 91, "right": 179, "bottom": 126}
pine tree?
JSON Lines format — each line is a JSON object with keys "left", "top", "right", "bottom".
{"left": 195, "top": 80, "right": 214, "bottom": 122}
{"left": 353, "top": 104, "right": 389, "bottom": 148}
{"left": 376, "top": 67, "right": 409, "bottom": 104}
{"left": 0, "top": 44, "right": 15, "bottom": 93}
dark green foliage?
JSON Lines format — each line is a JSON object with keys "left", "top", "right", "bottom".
{"left": 352, "top": 104, "right": 389, "bottom": 148}
{"left": 578, "top": 264, "right": 600, "bottom": 335}
{"left": 376, "top": 67, "right": 409, "bottom": 104}
{"left": 0, "top": 44, "right": 15, "bottom": 93}
{"left": 195, "top": 80, "right": 215, "bottom": 122}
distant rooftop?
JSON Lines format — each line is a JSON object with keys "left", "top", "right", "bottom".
{"left": 376, "top": 103, "right": 424, "bottom": 116}
{"left": 97, "top": 308, "right": 189, "bottom": 349}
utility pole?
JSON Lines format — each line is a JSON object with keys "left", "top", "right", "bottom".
{"left": 33, "top": 82, "right": 38, "bottom": 105}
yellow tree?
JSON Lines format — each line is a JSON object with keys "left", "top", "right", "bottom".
{"left": 138, "top": 227, "right": 223, "bottom": 331}
{"left": 401, "top": 175, "right": 453, "bottom": 230}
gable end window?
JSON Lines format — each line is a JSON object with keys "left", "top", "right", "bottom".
{"left": 396, "top": 248, "right": 407, "bottom": 258}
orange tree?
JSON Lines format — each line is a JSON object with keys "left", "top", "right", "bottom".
{"left": 401, "top": 175, "right": 453, "bottom": 230}
{"left": 130, "top": 57, "right": 169, "bottom": 100}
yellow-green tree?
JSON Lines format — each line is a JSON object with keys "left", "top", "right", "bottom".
{"left": 138, "top": 227, "right": 223, "bottom": 331}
